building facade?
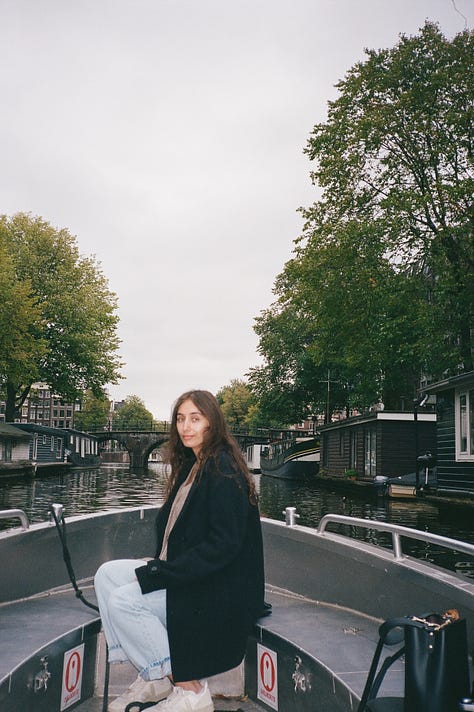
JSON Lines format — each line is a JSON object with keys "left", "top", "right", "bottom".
{"left": 424, "top": 371, "right": 474, "bottom": 494}
{"left": 0, "top": 383, "right": 81, "bottom": 429}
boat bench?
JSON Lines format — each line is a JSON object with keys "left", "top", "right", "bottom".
{"left": 245, "top": 586, "right": 404, "bottom": 712}
{"left": 1, "top": 579, "right": 396, "bottom": 712}
{"left": 0, "top": 581, "right": 100, "bottom": 712}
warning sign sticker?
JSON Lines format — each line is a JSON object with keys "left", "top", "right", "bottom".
{"left": 257, "top": 644, "right": 278, "bottom": 710}
{"left": 61, "top": 643, "right": 84, "bottom": 710}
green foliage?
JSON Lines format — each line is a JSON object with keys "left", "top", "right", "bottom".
{"left": 252, "top": 22, "right": 474, "bottom": 420}
{"left": 216, "top": 379, "right": 256, "bottom": 430}
{"left": 0, "top": 212, "right": 123, "bottom": 420}
{"left": 113, "top": 395, "right": 154, "bottom": 429}
{"left": 0, "top": 234, "right": 47, "bottom": 396}
{"left": 74, "top": 390, "right": 111, "bottom": 431}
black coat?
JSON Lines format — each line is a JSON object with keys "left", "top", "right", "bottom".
{"left": 135, "top": 449, "right": 265, "bottom": 682}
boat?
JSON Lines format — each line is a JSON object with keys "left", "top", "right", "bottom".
{"left": 1, "top": 505, "right": 473, "bottom": 711}
{"left": 260, "top": 436, "right": 320, "bottom": 478}
{"left": 387, "top": 467, "right": 436, "bottom": 498}
{"left": 244, "top": 443, "right": 262, "bottom": 473}
{"left": 388, "top": 482, "right": 417, "bottom": 498}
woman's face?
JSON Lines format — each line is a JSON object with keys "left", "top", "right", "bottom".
{"left": 176, "top": 398, "right": 210, "bottom": 456}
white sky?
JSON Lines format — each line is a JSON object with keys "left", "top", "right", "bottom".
{"left": 1, "top": 0, "right": 471, "bottom": 420}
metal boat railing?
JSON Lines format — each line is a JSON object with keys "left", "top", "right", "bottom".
{"left": 316, "top": 512, "right": 474, "bottom": 561}
{"left": 0, "top": 508, "right": 30, "bottom": 530}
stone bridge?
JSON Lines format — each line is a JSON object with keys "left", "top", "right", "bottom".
{"left": 94, "top": 430, "right": 169, "bottom": 468}
{"left": 93, "top": 428, "right": 273, "bottom": 469}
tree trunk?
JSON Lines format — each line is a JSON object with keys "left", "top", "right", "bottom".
{"left": 5, "top": 381, "right": 31, "bottom": 422}
{"left": 5, "top": 381, "right": 17, "bottom": 422}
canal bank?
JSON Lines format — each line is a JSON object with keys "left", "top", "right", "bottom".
{"left": 312, "top": 472, "right": 474, "bottom": 510}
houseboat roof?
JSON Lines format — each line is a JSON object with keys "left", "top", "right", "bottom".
{"left": 0, "top": 423, "right": 30, "bottom": 439}
{"left": 319, "top": 410, "right": 436, "bottom": 431}
{"left": 423, "top": 369, "right": 474, "bottom": 393}
{"left": 12, "top": 423, "right": 71, "bottom": 437}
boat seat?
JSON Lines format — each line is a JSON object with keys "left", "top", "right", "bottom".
{"left": 247, "top": 586, "right": 406, "bottom": 710}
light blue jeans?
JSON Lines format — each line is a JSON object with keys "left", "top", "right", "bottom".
{"left": 94, "top": 559, "right": 172, "bottom": 681}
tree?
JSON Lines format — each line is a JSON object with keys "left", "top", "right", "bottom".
{"left": 216, "top": 378, "right": 289, "bottom": 430}
{"left": 0, "top": 213, "right": 122, "bottom": 420}
{"left": 0, "top": 234, "right": 47, "bottom": 405}
{"left": 74, "top": 390, "right": 111, "bottom": 431}
{"left": 252, "top": 23, "right": 474, "bottom": 419}
{"left": 216, "top": 379, "right": 256, "bottom": 430}
{"left": 113, "top": 395, "right": 154, "bottom": 429}
{"left": 303, "top": 22, "right": 473, "bottom": 376}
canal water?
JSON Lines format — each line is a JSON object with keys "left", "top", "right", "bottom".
{"left": 1, "top": 463, "right": 474, "bottom": 576}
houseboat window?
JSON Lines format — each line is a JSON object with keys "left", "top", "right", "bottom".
{"left": 51, "top": 437, "right": 55, "bottom": 451}
{"left": 364, "top": 428, "right": 376, "bottom": 476}
{"left": 322, "top": 436, "right": 328, "bottom": 467}
{"left": 350, "top": 430, "right": 357, "bottom": 469}
{"left": 42, "top": 435, "right": 46, "bottom": 445}
{"left": 456, "top": 389, "right": 474, "bottom": 459}
{"left": 2, "top": 441, "right": 12, "bottom": 462}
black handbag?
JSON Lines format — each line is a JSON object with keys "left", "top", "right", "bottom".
{"left": 358, "top": 610, "right": 471, "bottom": 712}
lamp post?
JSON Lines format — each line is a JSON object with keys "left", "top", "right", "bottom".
{"left": 413, "top": 393, "right": 428, "bottom": 490}
{"left": 320, "top": 370, "right": 339, "bottom": 424}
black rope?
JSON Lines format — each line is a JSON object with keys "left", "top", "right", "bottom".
{"left": 49, "top": 504, "right": 99, "bottom": 612}
{"left": 49, "top": 504, "right": 111, "bottom": 710}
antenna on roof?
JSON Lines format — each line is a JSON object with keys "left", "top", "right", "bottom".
{"left": 451, "top": 0, "right": 469, "bottom": 29}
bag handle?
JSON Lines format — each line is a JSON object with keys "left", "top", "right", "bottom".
{"left": 379, "top": 610, "right": 458, "bottom": 641}
{"left": 357, "top": 620, "right": 406, "bottom": 712}
{"left": 357, "top": 613, "right": 458, "bottom": 712}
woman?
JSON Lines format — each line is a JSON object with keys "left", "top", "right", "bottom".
{"left": 94, "top": 390, "right": 265, "bottom": 712}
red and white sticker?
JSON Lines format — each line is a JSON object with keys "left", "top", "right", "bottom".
{"left": 257, "top": 644, "right": 278, "bottom": 710}
{"left": 61, "top": 643, "right": 84, "bottom": 710}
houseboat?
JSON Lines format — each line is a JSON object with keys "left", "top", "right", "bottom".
{"left": 319, "top": 410, "right": 436, "bottom": 482}
{"left": 0, "top": 424, "right": 101, "bottom": 475}
{"left": 260, "top": 436, "right": 320, "bottom": 479}
{"left": 0, "top": 423, "right": 34, "bottom": 476}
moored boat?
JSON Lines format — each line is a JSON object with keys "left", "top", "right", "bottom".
{"left": 388, "top": 482, "right": 417, "bottom": 498}
{"left": 244, "top": 443, "right": 262, "bottom": 473}
{"left": 260, "top": 436, "right": 320, "bottom": 479}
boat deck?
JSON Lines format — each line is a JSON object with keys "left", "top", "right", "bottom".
{"left": 1, "top": 577, "right": 403, "bottom": 712}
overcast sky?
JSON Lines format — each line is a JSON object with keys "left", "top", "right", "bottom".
{"left": 1, "top": 0, "right": 471, "bottom": 419}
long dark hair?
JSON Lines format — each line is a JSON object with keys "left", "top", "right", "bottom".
{"left": 164, "top": 389, "right": 257, "bottom": 503}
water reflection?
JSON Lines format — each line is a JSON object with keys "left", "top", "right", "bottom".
{"left": 0, "top": 464, "right": 168, "bottom": 524}
{"left": 1, "top": 464, "right": 473, "bottom": 576}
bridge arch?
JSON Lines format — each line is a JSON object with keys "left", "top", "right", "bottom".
{"left": 94, "top": 430, "right": 169, "bottom": 468}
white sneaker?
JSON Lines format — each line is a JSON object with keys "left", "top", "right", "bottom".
{"left": 108, "top": 674, "right": 172, "bottom": 712}
{"left": 147, "top": 681, "right": 214, "bottom": 712}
